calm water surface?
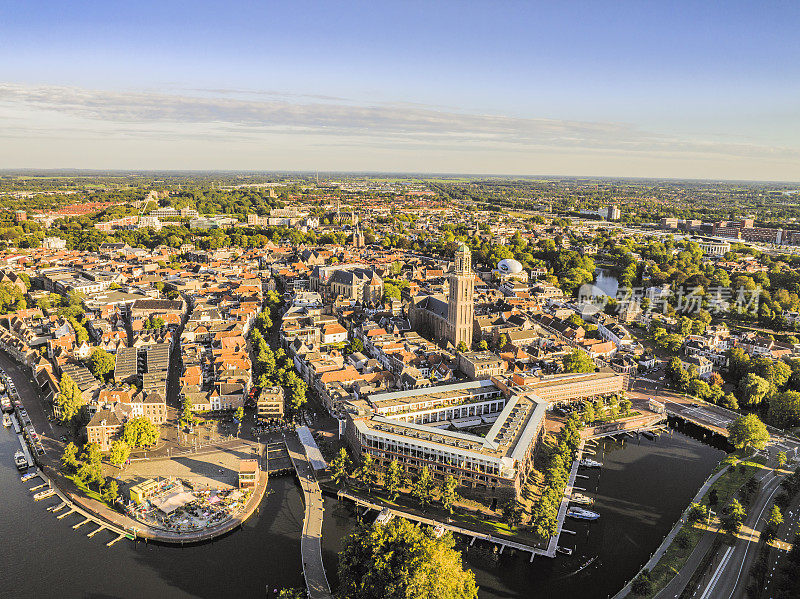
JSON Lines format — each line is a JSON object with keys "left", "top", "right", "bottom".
{"left": 1, "top": 425, "right": 724, "bottom": 599}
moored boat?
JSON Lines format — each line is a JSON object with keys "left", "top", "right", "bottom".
{"left": 570, "top": 493, "right": 594, "bottom": 505}
{"left": 2, "top": 413, "right": 11, "bottom": 427}
{"left": 14, "top": 450, "right": 28, "bottom": 470}
{"left": 567, "top": 507, "right": 600, "bottom": 521}
{"left": 21, "top": 470, "right": 38, "bottom": 482}
{"left": 34, "top": 488, "right": 55, "bottom": 501}
{"left": 579, "top": 458, "right": 602, "bottom": 468}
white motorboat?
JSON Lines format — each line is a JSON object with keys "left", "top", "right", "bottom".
{"left": 567, "top": 507, "right": 600, "bottom": 521}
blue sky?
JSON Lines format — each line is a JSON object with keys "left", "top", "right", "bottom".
{"left": 1, "top": 1, "right": 798, "bottom": 180}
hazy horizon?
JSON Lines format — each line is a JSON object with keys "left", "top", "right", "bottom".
{"left": 2, "top": 1, "right": 798, "bottom": 181}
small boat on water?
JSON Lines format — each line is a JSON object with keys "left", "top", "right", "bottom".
{"left": 576, "top": 556, "right": 597, "bottom": 572}
{"left": 567, "top": 507, "right": 600, "bottom": 521}
{"left": 556, "top": 546, "right": 573, "bottom": 555}
{"left": 2, "top": 413, "right": 11, "bottom": 427}
{"left": 579, "top": 458, "right": 602, "bottom": 468}
{"left": 21, "top": 470, "right": 38, "bottom": 482}
{"left": 432, "top": 524, "right": 446, "bottom": 538}
{"left": 14, "top": 450, "right": 28, "bottom": 470}
{"left": 375, "top": 507, "right": 394, "bottom": 525}
{"left": 570, "top": 493, "right": 594, "bottom": 506}
{"left": 34, "top": 488, "right": 55, "bottom": 501}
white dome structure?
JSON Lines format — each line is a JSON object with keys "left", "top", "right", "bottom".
{"left": 497, "top": 258, "right": 523, "bottom": 275}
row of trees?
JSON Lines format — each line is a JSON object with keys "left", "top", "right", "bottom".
{"left": 666, "top": 357, "right": 738, "bottom": 410}
{"left": 529, "top": 413, "right": 582, "bottom": 540}
{"left": 330, "top": 449, "right": 462, "bottom": 517}
{"left": 247, "top": 291, "right": 308, "bottom": 415}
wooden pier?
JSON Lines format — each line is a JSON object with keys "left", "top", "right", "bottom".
{"left": 28, "top": 472, "right": 135, "bottom": 545}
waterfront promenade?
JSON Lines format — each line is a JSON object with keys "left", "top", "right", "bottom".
{"left": 285, "top": 430, "right": 332, "bottom": 599}
{"left": 42, "top": 461, "right": 270, "bottom": 543}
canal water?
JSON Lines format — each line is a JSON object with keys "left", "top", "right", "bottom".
{"left": 1, "top": 425, "right": 724, "bottom": 599}
{"left": 594, "top": 268, "right": 620, "bottom": 298}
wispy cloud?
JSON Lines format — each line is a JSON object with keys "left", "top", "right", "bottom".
{"left": 0, "top": 82, "right": 797, "bottom": 162}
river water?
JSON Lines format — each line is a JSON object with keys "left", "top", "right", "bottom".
{"left": 1, "top": 425, "right": 725, "bottom": 599}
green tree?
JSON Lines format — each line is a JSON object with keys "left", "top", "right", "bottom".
{"left": 497, "top": 334, "right": 508, "bottom": 349}
{"left": 727, "top": 414, "right": 770, "bottom": 451}
{"left": 721, "top": 498, "right": 746, "bottom": 535}
{"left": 383, "top": 282, "right": 401, "bottom": 302}
{"left": 768, "top": 504, "right": 784, "bottom": 529}
{"left": 562, "top": 349, "right": 595, "bottom": 373}
{"left": 738, "top": 373, "right": 770, "bottom": 407}
{"left": 102, "top": 479, "right": 118, "bottom": 505}
{"left": 345, "top": 337, "right": 365, "bottom": 355}
{"left": 330, "top": 447, "right": 351, "bottom": 489}
{"left": 123, "top": 416, "right": 160, "bottom": 448}
{"left": 477, "top": 339, "right": 488, "bottom": 351}
{"left": 284, "top": 371, "right": 308, "bottom": 413}
{"left": 620, "top": 398, "right": 632, "bottom": 416}
{"left": 276, "top": 590, "right": 304, "bottom": 599}
{"left": 722, "top": 393, "right": 739, "bottom": 410}
{"left": 502, "top": 499, "right": 524, "bottom": 527}
{"left": 687, "top": 502, "right": 709, "bottom": 524}
{"left": 727, "top": 347, "right": 751, "bottom": 381}
{"left": 144, "top": 316, "right": 165, "bottom": 330}
{"left": 412, "top": 465, "right": 435, "bottom": 508}
{"left": 768, "top": 390, "right": 800, "bottom": 427}
{"left": 582, "top": 402, "right": 595, "bottom": 424}
{"left": 440, "top": 475, "right": 459, "bottom": 516}
{"left": 234, "top": 406, "right": 244, "bottom": 422}
{"left": 61, "top": 441, "right": 79, "bottom": 472}
{"left": 385, "top": 459, "right": 402, "bottom": 501}
{"left": 108, "top": 439, "right": 130, "bottom": 466}
{"left": 180, "top": 399, "right": 195, "bottom": 427}
{"left": 456, "top": 341, "right": 468, "bottom": 353}
{"left": 777, "top": 451, "right": 788, "bottom": 470}
{"left": 337, "top": 518, "right": 478, "bottom": 599}
{"left": 55, "top": 374, "right": 85, "bottom": 425}
{"left": 631, "top": 569, "right": 653, "bottom": 596}
{"left": 360, "top": 453, "right": 379, "bottom": 492}
{"left": 81, "top": 442, "right": 102, "bottom": 466}
{"left": 88, "top": 348, "right": 115, "bottom": 381}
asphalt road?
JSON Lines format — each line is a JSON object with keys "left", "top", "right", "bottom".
{"left": 680, "top": 440, "right": 800, "bottom": 599}
{"left": 760, "top": 491, "right": 800, "bottom": 599}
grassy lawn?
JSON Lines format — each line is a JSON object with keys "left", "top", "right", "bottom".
{"left": 65, "top": 473, "right": 105, "bottom": 504}
{"left": 637, "top": 453, "right": 768, "bottom": 598}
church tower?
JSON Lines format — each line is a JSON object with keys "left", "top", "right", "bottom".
{"left": 447, "top": 243, "right": 474, "bottom": 349}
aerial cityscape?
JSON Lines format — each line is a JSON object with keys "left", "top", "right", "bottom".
{"left": 2, "top": 2, "right": 800, "bottom": 599}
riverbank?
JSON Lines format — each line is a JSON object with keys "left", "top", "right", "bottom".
{"left": 611, "top": 451, "right": 768, "bottom": 599}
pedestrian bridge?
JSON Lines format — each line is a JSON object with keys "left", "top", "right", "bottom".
{"left": 285, "top": 429, "right": 332, "bottom": 599}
